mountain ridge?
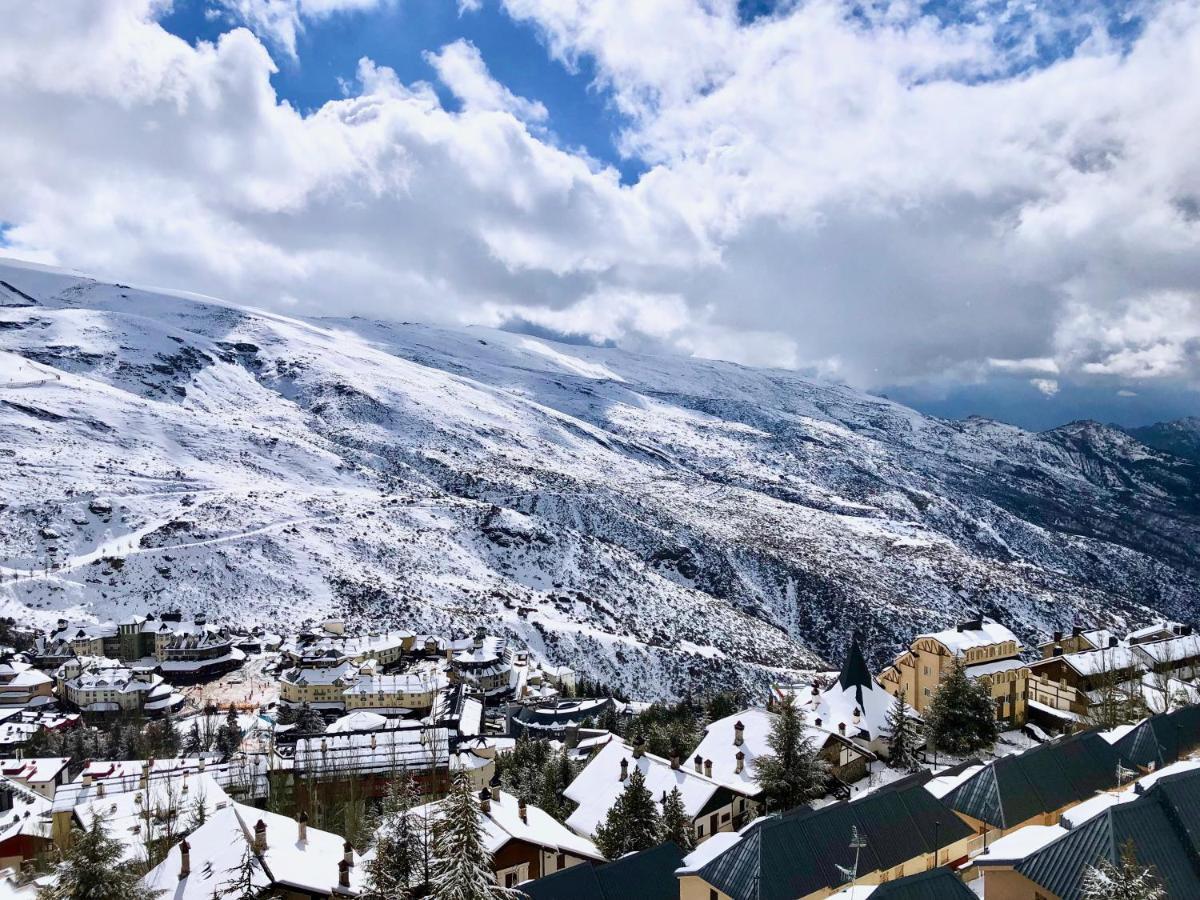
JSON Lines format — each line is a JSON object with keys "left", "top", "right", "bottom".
{"left": 1, "top": 256, "right": 1198, "bottom": 697}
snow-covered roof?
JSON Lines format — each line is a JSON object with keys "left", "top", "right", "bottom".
{"left": 325, "top": 711, "right": 390, "bottom": 733}
{"left": 974, "top": 825, "right": 1066, "bottom": 863}
{"left": 917, "top": 618, "right": 1020, "bottom": 655}
{"left": 342, "top": 672, "right": 448, "bottom": 694}
{"left": 0, "top": 757, "right": 69, "bottom": 785}
{"left": 410, "top": 789, "right": 602, "bottom": 862}
{"left": 142, "top": 802, "right": 363, "bottom": 899}
{"left": 1039, "top": 645, "right": 1144, "bottom": 678}
{"left": 677, "top": 830, "right": 743, "bottom": 873}
{"left": 1136, "top": 633, "right": 1200, "bottom": 666}
{"left": 691, "top": 709, "right": 773, "bottom": 792}
{"left": 790, "top": 636, "right": 906, "bottom": 744}
{"left": 294, "top": 725, "right": 451, "bottom": 777}
{"left": 923, "top": 764, "right": 985, "bottom": 800}
{"left": 0, "top": 776, "right": 51, "bottom": 845}
{"left": 963, "top": 657, "right": 1029, "bottom": 678}
{"left": 564, "top": 738, "right": 745, "bottom": 839}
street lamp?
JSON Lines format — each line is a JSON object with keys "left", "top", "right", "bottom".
{"left": 932, "top": 820, "right": 941, "bottom": 871}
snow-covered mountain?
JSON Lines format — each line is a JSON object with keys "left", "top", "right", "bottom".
{"left": 1127, "top": 418, "right": 1200, "bottom": 465}
{"left": 2, "top": 257, "right": 1199, "bottom": 698}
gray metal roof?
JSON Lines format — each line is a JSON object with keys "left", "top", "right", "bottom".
{"left": 1016, "top": 767, "right": 1200, "bottom": 900}
{"left": 520, "top": 841, "right": 685, "bottom": 900}
{"left": 696, "top": 779, "right": 973, "bottom": 900}
{"left": 946, "top": 730, "right": 1123, "bottom": 829}
{"left": 1113, "top": 704, "right": 1200, "bottom": 769}
{"left": 869, "top": 867, "right": 977, "bottom": 899}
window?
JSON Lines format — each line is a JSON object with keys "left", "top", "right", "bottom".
{"left": 556, "top": 853, "right": 566, "bottom": 870}
{"left": 710, "top": 891, "right": 719, "bottom": 900}
{"left": 922, "top": 665, "right": 930, "bottom": 676}
{"left": 924, "top": 687, "right": 932, "bottom": 697}
{"left": 697, "top": 822, "right": 704, "bottom": 837}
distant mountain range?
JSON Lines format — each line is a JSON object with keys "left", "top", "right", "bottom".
{"left": 1, "top": 257, "right": 1198, "bottom": 698}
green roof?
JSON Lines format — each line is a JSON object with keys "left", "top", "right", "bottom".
{"left": 1016, "top": 767, "right": 1200, "bottom": 900}
{"left": 696, "top": 779, "right": 973, "bottom": 900}
{"left": 946, "top": 730, "right": 1124, "bottom": 829}
{"left": 869, "top": 867, "right": 977, "bottom": 899}
{"left": 520, "top": 841, "right": 685, "bottom": 900}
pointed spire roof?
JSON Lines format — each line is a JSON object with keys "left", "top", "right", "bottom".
{"left": 837, "top": 632, "right": 873, "bottom": 707}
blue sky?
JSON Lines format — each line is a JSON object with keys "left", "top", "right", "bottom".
{"left": 1, "top": 0, "right": 1197, "bottom": 432}
{"left": 160, "top": 0, "right": 649, "bottom": 184}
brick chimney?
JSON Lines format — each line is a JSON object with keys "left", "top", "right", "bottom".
{"left": 178, "top": 838, "right": 191, "bottom": 879}
{"left": 735, "top": 751, "right": 745, "bottom": 775}
{"left": 254, "top": 819, "right": 267, "bottom": 854}
{"left": 694, "top": 754, "right": 703, "bottom": 773}
{"left": 297, "top": 810, "right": 308, "bottom": 842}
{"left": 733, "top": 721, "right": 744, "bottom": 747}
{"left": 703, "top": 759, "right": 712, "bottom": 778}
{"left": 479, "top": 788, "right": 492, "bottom": 814}
{"left": 619, "top": 758, "right": 628, "bottom": 782}
{"left": 518, "top": 798, "right": 528, "bottom": 823}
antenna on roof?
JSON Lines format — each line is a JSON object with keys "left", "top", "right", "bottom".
{"left": 837, "top": 825, "right": 868, "bottom": 898}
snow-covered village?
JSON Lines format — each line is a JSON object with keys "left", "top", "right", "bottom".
{"left": 5, "top": 2, "right": 1200, "bottom": 898}
{"left": 0, "top": 604, "right": 1195, "bottom": 898}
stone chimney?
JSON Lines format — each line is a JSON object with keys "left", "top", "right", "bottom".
{"left": 852, "top": 707, "right": 861, "bottom": 724}
{"left": 254, "top": 819, "right": 267, "bottom": 854}
{"left": 1072, "top": 626, "right": 1083, "bottom": 638}
{"left": 619, "top": 758, "right": 629, "bottom": 782}
{"left": 670, "top": 754, "right": 680, "bottom": 771}
{"left": 703, "top": 759, "right": 712, "bottom": 778}
{"left": 490, "top": 773, "right": 502, "bottom": 803}
{"left": 694, "top": 754, "right": 703, "bottom": 773}
{"left": 838, "top": 722, "right": 846, "bottom": 735}
{"left": 1109, "top": 635, "right": 1120, "bottom": 648}
{"left": 733, "top": 721, "right": 744, "bottom": 747}
{"left": 338, "top": 859, "right": 351, "bottom": 889}
{"left": 1053, "top": 645, "right": 1063, "bottom": 657}
{"left": 518, "top": 798, "right": 528, "bottom": 824}
{"left": 479, "top": 788, "right": 492, "bottom": 814}
{"left": 632, "top": 735, "right": 645, "bottom": 759}
{"left": 298, "top": 810, "right": 308, "bottom": 842}
{"left": 735, "top": 751, "right": 745, "bottom": 775}
{"left": 96, "top": 782, "right": 105, "bottom": 798}
{"left": 1053, "top": 629, "right": 1063, "bottom": 642}
{"left": 343, "top": 841, "right": 353, "bottom": 867}
{"left": 179, "top": 838, "right": 191, "bottom": 879}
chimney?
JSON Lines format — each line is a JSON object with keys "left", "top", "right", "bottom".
{"left": 490, "top": 773, "right": 502, "bottom": 803}
{"left": 1053, "top": 630, "right": 1063, "bottom": 642}
{"left": 518, "top": 798, "right": 528, "bottom": 824}
{"left": 814, "top": 717, "right": 823, "bottom": 728}
{"left": 852, "top": 707, "right": 861, "bottom": 724}
{"left": 479, "top": 788, "right": 491, "bottom": 814}
{"left": 370, "top": 734, "right": 377, "bottom": 750}
{"left": 671, "top": 754, "right": 680, "bottom": 771}
{"left": 96, "top": 782, "right": 105, "bottom": 798}
{"left": 198, "top": 758, "right": 206, "bottom": 772}
{"left": 704, "top": 759, "right": 712, "bottom": 778}
{"left": 1072, "top": 626, "right": 1082, "bottom": 638}
{"left": 343, "top": 841, "right": 353, "bottom": 867}
{"left": 632, "top": 735, "right": 645, "bottom": 759}
{"left": 1053, "top": 645, "right": 1063, "bottom": 657}
{"left": 838, "top": 722, "right": 846, "bottom": 735}
{"left": 298, "top": 810, "right": 308, "bottom": 842}
{"left": 474, "top": 628, "right": 485, "bottom": 651}
{"left": 694, "top": 754, "right": 703, "bottom": 773}
{"left": 338, "top": 859, "right": 351, "bottom": 889}
{"left": 733, "top": 721, "right": 744, "bottom": 747}
{"left": 735, "top": 751, "right": 745, "bottom": 775}
{"left": 179, "top": 839, "right": 191, "bottom": 879}
{"left": 619, "top": 758, "right": 628, "bottom": 782}
{"left": 254, "top": 819, "right": 267, "bottom": 854}
{"left": 956, "top": 622, "right": 964, "bottom": 633}
{"left": 1109, "top": 635, "right": 1120, "bottom": 648}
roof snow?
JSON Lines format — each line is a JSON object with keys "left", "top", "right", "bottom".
{"left": 918, "top": 618, "right": 1021, "bottom": 655}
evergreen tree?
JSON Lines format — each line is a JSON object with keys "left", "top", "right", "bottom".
{"left": 705, "top": 692, "right": 740, "bottom": 724}
{"left": 366, "top": 775, "right": 421, "bottom": 899}
{"left": 925, "top": 661, "right": 999, "bottom": 756}
{"left": 216, "top": 707, "right": 244, "bottom": 759}
{"left": 1081, "top": 840, "right": 1166, "bottom": 900}
{"left": 659, "top": 787, "right": 695, "bottom": 852}
{"left": 428, "top": 770, "right": 519, "bottom": 900}
{"left": 293, "top": 703, "right": 326, "bottom": 734}
{"left": 598, "top": 703, "right": 621, "bottom": 736}
{"left": 218, "top": 842, "right": 265, "bottom": 900}
{"left": 38, "top": 815, "right": 164, "bottom": 900}
{"left": 884, "top": 686, "right": 920, "bottom": 771}
{"left": 755, "top": 696, "right": 829, "bottom": 812}
{"left": 183, "top": 721, "right": 204, "bottom": 756}
{"left": 593, "top": 768, "right": 663, "bottom": 859}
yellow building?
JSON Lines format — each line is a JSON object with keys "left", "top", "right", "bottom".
{"left": 879, "top": 617, "right": 1029, "bottom": 725}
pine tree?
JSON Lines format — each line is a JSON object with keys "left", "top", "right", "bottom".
{"left": 218, "top": 842, "right": 265, "bottom": 900}
{"left": 593, "top": 767, "right": 663, "bottom": 859}
{"left": 366, "top": 775, "right": 421, "bottom": 899}
{"left": 1081, "top": 840, "right": 1166, "bottom": 900}
{"left": 755, "top": 696, "right": 829, "bottom": 812}
{"left": 184, "top": 721, "right": 203, "bottom": 756}
{"left": 925, "top": 661, "right": 999, "bottom": 756}
{"left": 216, "top": 707, "right": 244, "bottom": 759}
{"left": 885, "top": 686, "right": 920, "bottom": 771}
{"left": 428, "top": 770, "right": 519, "bottom": 900}
{"left": 38, "top": 814, "right": 164, "bottom": 900}
{"left": 294, "top": 703, "right": 327, "bottom": 734}
{"left": 659, "top": 786, "right": 695, "bottom": 852}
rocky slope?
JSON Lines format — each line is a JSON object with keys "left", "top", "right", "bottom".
{"left": 2, "top": 257, "right": 1199, "bottom": 698}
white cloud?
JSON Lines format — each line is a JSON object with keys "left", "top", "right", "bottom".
{"left": 424, "top": 40, "right": 547, "bottom": 122}
{"left": 1031, "top": 378, "right": 1060, "bottom": 397}
{"left": 214, "top": 0, "right": 386, "bottom": 56}
{"left": 0, "top": 0, "right": 1198, "bottom": 401}
{"left": 457, "top": 0, "right": 483, "bottom": 15}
